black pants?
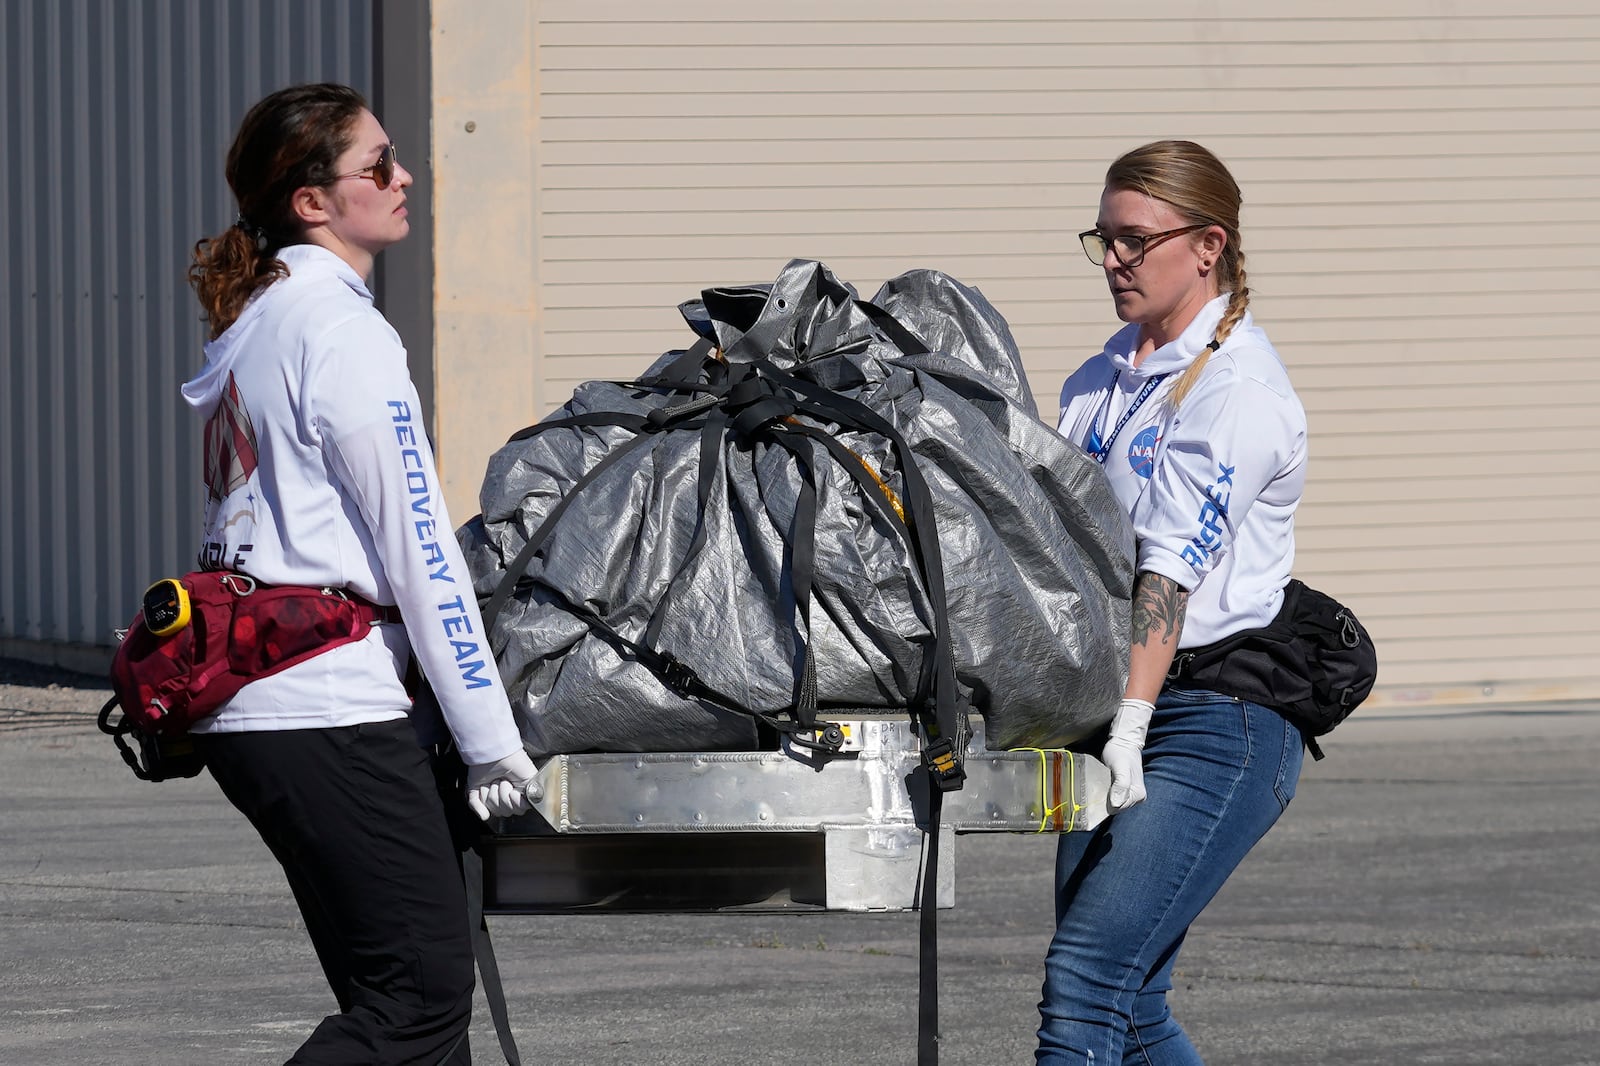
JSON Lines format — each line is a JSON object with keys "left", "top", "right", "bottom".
{"left": 199, "top": 719, "right": 475, "bottom": 1065}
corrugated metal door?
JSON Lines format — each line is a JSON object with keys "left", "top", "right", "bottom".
{"left": 0, "top": 0, "right": 371, "bottom": 661}
{"left": 524, "top": 2, "right": 1600, "bottom": 705}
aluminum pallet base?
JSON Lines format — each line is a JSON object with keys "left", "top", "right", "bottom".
{"left": 486, "top": 717, "right": 1110, "bottom": 914}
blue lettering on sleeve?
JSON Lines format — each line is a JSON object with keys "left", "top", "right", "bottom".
{"left": 1181, "top": 461, "right": 1237, "bottom": 570}
{"left": 458, "top": 659, "right": 494, "bottom": 690}
{"left": 389, "top": 406, "right": 483, "bottom": 686}
{"left": 435, "top": 595, "right": 490, "bottom": 688}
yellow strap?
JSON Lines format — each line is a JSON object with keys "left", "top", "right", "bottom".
{"left": 1012, "top": 747, "right": 1082, "bottom": 834}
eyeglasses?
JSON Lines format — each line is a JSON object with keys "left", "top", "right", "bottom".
{"left": 1078, "top": 223, "right": 1209, "bottom": 268}
{"left": 334, "top": 143, "right": 398, "bottom": 189}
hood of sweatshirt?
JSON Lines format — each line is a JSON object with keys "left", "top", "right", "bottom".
{"left": 1100, "top": 293, "right": 1249, "bottom": 380}
{"left": 181, "top": 244, "right": 373, "bottom": 418}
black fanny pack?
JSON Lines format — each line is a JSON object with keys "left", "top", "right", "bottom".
{"left": 1166, "top": 579, "right": 1378, "bottom": 759}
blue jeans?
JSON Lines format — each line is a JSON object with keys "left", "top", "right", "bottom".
{"left": 1036, "top": 689, "right": 1304, "bottom": 1064}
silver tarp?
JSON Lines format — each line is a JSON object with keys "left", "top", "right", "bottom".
{"left": 461, "top": 260, "right": 1133, "bottom": 756}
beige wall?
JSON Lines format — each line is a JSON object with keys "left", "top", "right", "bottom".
{"left": 429, "top": 0, "right": 542, "bottom": 523}
{"left": 430, "top": 2, "right": 1600, "bottom": 707}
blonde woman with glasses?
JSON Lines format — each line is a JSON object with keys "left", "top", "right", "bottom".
{"left": 1038, "top": 140, "right": 1309, "bottom": 1064}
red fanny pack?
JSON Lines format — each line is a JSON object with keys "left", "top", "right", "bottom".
{"left": 99, "top": 571, "right": 399, "bottom": 780}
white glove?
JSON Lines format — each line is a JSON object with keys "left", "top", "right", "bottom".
{"left": 1102, "top": 697, "right": 1155, "bottom": 813}
{"left": 465, "top": 749, "right": 538, "bottom": 821}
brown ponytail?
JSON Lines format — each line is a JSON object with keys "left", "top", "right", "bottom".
{"left": 188, "top": 224, "right": 289, "bottom": 340}
{"left": 188, "top": 83, "right": 368, "bottom": 339}
{"left": 1103, "top": 140, "right": 1249, "bottom": 411}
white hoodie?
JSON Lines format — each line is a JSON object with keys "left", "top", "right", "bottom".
{"left": 1057, "top": 295, "right": 1307, "bottom": 648}
{"left": 179, "top": 244, "right": 522, "bottom": 765}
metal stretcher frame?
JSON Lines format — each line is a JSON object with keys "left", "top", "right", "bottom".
{"left": 483, "top": 716, "right": 1112, "bottom": 914}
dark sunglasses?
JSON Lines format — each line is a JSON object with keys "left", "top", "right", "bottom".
{"left": 334, "top": 142, "right": 398, "bottom": 189}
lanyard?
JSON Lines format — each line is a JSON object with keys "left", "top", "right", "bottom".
{"left": 1086, "top": 371, "right": 1167, "bottom": 464}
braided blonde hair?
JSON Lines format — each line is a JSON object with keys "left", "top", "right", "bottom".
{"left": 1105, "top": 141, "right": 1248, "bottom": 410}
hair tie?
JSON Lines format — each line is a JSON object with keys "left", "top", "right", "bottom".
{"left": 233, "top": 214, "right": 265, "bottom": 241}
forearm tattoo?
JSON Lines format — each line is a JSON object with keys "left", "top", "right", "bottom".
{"left": 1130, "top": 572, "right": 1188, "bottom": 648}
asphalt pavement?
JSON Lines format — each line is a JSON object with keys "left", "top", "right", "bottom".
{"left": 2, "top": 660, "right": 1596, "bottom": 1065}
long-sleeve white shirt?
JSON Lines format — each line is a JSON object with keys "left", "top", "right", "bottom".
{"left": 1056, "top": 295, "right": 1307, "bottom": 647}
{"left": 179, "top": 244, "right": 522, "bottom": 764}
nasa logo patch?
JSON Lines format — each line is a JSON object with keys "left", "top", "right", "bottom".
{"left": 1127, "top": 425, "right": 1161, "bottom": 479}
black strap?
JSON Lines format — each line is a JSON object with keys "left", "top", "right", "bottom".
{"left": 642, "top": 404, "right": 730, "bottom": 653}
{"left": 479, "top": 303, "right": 963, "bottom": 1065}
{"left": 632, "top": 337, "right": 720, "bottom": 391}
{"left": 747, "top": 352, "right": 967, "bottom": 791}
{"left": 482, "top": 407, "right": 717, "bottom": 636}
{"left": 483, "top": 347, "right": 731, "bottom": 637}
{"left": 855, "top": 299, "right": 931, "bottom": 358}
{"left": 918, "top": 776, "right": 944, "bottom": 1065}
{"left": 744, "top": 419, "right": 823, "bottom": 730}
{"left": 547, "top": 588, "right": 811, "bottom": 744}
{"left": 461, "top": 843, "right": 522, "bottom": 1066}
{"left": 431, "top": 737, "right": 521, "bottom": 1066}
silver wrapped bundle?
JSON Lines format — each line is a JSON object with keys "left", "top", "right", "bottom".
{"left": 461, "top": 260, "right": 1133, "bottom": 757}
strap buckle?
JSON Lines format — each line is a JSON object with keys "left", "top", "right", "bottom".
{"left": 922, "top": 737, "right": 966, "bottom": 792}
{"left": 656, "top": 652, "right": 698, "bottom": 699}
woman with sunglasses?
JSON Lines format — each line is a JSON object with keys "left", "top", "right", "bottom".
{"left": 184, "top": 83, "right": 535, "bottom": 1064}
{"left": 1036, "top": 140, "right": 1309, "bottom": 1064}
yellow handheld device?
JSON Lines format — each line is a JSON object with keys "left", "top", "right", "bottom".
{"left": 142, "top": 579, "right": 192, "bottom": 637}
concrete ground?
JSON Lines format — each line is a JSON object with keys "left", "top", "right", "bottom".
{"left": 2, "top": 660, "right": 1596, "bottom": 1065}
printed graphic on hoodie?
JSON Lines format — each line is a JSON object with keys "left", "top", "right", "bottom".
{"left": 204, "top": 372, "right": 259, "bottom": 500}
{"left": 200, "top": 372, "right": 257, "bottom": 570}
{"left": 1126, "top": 425, "right": 1161, "bottom": 480}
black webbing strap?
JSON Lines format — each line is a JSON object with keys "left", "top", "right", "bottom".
{"left": 772, "top": 304, "right": 960, "bottom": 1065}
{"left": 753, "top": 426, "right": 822, "bottom": 729}
{"left": 431, "top": 737, "right": 521, "bottom": 1066}
{"left": 549, "top": 590, "right": 811, "bottom": 743}
{"left": 632, "top": 337, "right": 720, "bottom": 391}
{"left": 461, "top": 843, "right": 522, "bottom": 1066}
{"left": 483, "top": 308, "right": 960, "bottom": 1062}
{"left": 504, "top": 410, "right": 649, "bottom": 445}
{"left": 855, "top": 298, "right": 932, "bottom": 361}
{"left": 642, "top": 405, "right": 729, "bottom": 653}
{"left": 481, "top": 430, "right": 655, "bottom": 636}
{"left": 484, "top": 342, "right": 729, "bottom": 635}
{"left": 918, "top": 779, "right": 945, "bottom": 1065}
{"left": 747, "top": 351, "right": 967, "bottom": 791}
{"left": 482, "top": 405, "right": 720, "bottom": 636}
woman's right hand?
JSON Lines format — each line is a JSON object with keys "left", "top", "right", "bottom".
{"left": 465, "top": 749, "right": 540, "bottom": 820}
{"left": 1103, "top": 697, "right": 1154, "bottom": 811}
